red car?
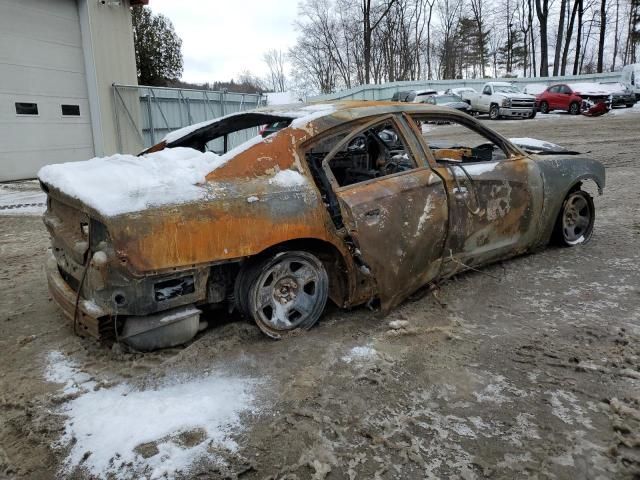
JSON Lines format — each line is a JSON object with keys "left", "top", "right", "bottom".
{"left": 536, "top": 83, "right": 611, "bottom": 116}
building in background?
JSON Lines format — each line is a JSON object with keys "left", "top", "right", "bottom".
{"left": 0, "top": 0, "right": 146, "bottom": 182}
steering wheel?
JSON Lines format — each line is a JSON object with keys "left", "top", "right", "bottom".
{"left": 366, "top": 130, "right": 393, "bottom": 168}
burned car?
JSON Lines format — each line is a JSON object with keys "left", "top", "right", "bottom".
{"left": 39, "top": 102, "right": 605, "bottom": 350}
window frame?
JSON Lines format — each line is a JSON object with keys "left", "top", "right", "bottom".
{"left": 15, "top": 102, "right": 39, "bottom": 116}
{"left": 316, "top": 114, "right": 426, "bottom": 192}
{"left": 61, "top": 104, "right": 81, "bottom": 117}
{"left": 402, "top": 112, "right": 524, "bottom": 166}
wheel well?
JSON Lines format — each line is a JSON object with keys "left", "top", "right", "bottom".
{"left": 568, "top": 176, "right": 603, "bottom": 196}
{"left": 238, "top": 238, "right": 349, "bottom": 307}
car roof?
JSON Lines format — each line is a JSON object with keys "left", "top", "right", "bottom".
{"left": 159, "top": 100, "right": 467, "bottom": 149}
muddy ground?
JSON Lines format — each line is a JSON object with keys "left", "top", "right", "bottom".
{"left": 1, "top": 109, "right": 639, "bottom": 480}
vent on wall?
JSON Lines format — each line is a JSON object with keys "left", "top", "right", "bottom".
{"left": 15, "top": 102, "right": 38, "bottom": 115}
{"left": 61, "top": 104, "right": 81, "bottom": 116}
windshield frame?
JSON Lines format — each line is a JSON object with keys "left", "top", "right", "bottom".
{"left": 493, "top": 85, "right": 522, "bottom": 94}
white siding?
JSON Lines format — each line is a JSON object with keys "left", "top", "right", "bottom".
{"left": 0, "top": 0, "right": 94, "bottom": 181}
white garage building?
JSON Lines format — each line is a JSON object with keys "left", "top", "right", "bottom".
{"left": 0, "top": 0, "right": 145, "bottom": 181}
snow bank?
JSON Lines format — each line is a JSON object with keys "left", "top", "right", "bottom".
{"left": 45, "top": 351, "right": 259, "bottom": 479}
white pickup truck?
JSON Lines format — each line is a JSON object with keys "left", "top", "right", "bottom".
{"left": 468, "top": 82, "right": 537, "bottom": 119}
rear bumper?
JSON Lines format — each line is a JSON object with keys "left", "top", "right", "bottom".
{"left": 499, "top": 107, "right": 534, "bottom": 117}
{"left": 46, "top": 251, "right": 113, "bottom": 340}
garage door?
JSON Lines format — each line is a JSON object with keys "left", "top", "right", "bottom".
{"left": 0, "top": 0, "right": 94, "bottom": 181}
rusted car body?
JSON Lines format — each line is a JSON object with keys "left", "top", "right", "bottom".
{"left": 40, "top": 102, "right": 605, "bottom": 350}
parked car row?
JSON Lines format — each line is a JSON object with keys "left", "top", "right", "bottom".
{"left": 391, "top": 78, "right": 636, "bottom": 119}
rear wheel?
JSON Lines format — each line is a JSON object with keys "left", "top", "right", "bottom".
{"left": 569, "top": 102, "right": 580, "bottom": 115}
{"left": 489, "top": 104, "right": 500, "bottom": 120}
{"left": 246, "top": 251, "right": 328, "bottom": 339}
{"left": 553, "top": 190, "right": 595, "bottom": 246}
{"left": 540, "top": 101, "right": 550, "bottom": 114}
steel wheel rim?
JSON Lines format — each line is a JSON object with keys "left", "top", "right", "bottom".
{"left": 562, "top": 194, "right": 592, "bottom": 243}
{"left": 254, "top": 257, "right": 323, "bottom": 331}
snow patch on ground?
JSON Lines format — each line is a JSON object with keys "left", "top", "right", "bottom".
{"left": 45, "top": 351, "right": 259, "bottom": 479}
{"left": 0, "top": 181, "right": 46, "bottom": 216}
{"left": 342, "top": 345, "right": 377, "bottom": 364}
{"left": 547, "top": 389, "right": 594, "bottom": 429}
{"left": 268, "top": 169, "right": 307, "bottom": 187}
{"left": 45, "top": 351, "right": 95, "bottom": 395}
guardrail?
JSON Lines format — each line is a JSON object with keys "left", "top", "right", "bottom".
{"left": 308, "top": 72, "right": 624, "bottom": 102}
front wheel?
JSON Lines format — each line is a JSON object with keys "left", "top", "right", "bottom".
{"left": 489, "top": 105, "right": 500, "bottom": 120}
{"left": 247, "top": 251, "right": 328, "bottom": 339}
{"left": 553, "top": 190, "right": 595, "bottom": 246}
{"left": 528, "top": 110, "right": 537, "bottom": 119}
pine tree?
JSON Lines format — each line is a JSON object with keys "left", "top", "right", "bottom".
{"left": 132, "top": 7, "right": 183, "bottom": 86}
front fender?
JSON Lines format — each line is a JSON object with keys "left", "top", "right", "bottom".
{"left": 533, "top": 156, "right": 605, "bottom": 246}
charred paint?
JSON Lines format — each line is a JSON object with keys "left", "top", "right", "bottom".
{"left": 41, "top": 101, "right": 605, "bottom": 342}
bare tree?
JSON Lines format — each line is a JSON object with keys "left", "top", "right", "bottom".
{"left": 263, "top": 49, "right": 287, "bottom": 92}
{"left": 536, "top": 0, "right": 550, "bottom": 76}
{"left": 553, "top": 0, "right": 568, "bottom": 75}
{"left": 596, "top": 0, "right": 607, "bottom": 71}
{"left": 363, "top": 0, "right": 398, "bottom": 84}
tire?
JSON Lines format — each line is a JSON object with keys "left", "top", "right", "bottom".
{"left": 569, "top": 102, "right": 580, "bottom": 115}
{"left": 528, "top": 110, "right": 537, "bottom": 119}
{"left": 553, "top": 190, "right": 595, "bottom": 246}
{"left": 489, "top": 104, "right": 500, "bottom": 120}
{"left": 540, "top": 101, "right": 550, "bottom": 114}
{"left": 626, "top": 104, "right": 634, "bottom": 108}
{"left": 245, "top": 251, "right": 328, "bottom": 339}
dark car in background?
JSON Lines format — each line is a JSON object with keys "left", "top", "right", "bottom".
{"left": 391, "top": 89, "right": 437, "bottom": 103}
{"left": 423, "top": 93, "right": 471, "bottom": 113}
{"left": 601, "top": 83, "right": 637, "bottom": 108}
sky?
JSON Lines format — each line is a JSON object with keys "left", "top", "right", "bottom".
{"left": 148, "top": 0, "right": 299, "bottom": 84}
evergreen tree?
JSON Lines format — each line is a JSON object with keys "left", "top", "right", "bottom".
{"left": 132, "top": 7, "right": 183, "bottom": 86}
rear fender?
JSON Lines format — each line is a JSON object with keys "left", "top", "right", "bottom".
{"left": 534, "top": 156, "right": 605, "bottom": 246}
